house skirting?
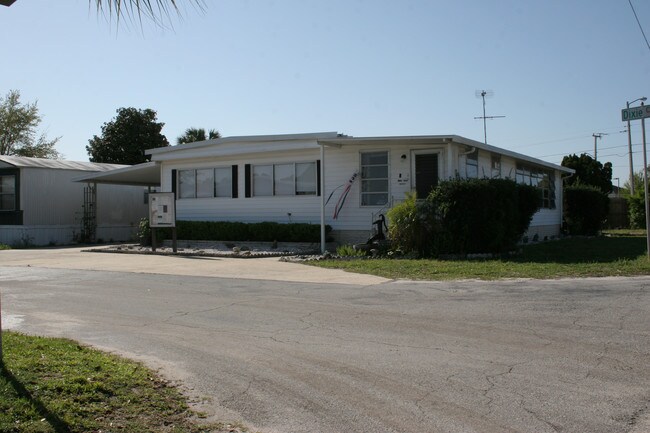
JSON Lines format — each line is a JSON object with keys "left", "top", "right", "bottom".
{"left": 0, "top": 224, "right": 139, "bottom": 247}
{"left": 523, "top": 224, "right": 561, "bottom": 242}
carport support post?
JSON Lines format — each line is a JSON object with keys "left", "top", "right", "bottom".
{"left": 642, "top": 115, "right": 650, "bottom": 259}
{"left": 151, "top": 228, "right": 157, "bottom": 252}
{"left": 320, "top": 143, "right": 326, "bottom": 254}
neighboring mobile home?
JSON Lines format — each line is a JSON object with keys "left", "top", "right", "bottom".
{"left": 136, "top": 132, "right": 573, "bottom": 246}
{"left": 0, "top": 156, "right": 149, "bottom": 246}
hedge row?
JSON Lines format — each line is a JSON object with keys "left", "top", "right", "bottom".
{"left": 564, "top": 184, "right": 609, "bottom": 235}
{"left": 140, "top": 220, "right": 330, "bottom": 244}
{"left": 387, "top": 178, "right": 540, "bottom": 256}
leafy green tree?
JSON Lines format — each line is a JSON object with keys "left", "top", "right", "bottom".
{"left": 0, "top": 90, "right": 61, "bottom": 159}
{"left": 86, "top": 107, "right": 169, "bottom": 165}
{"left": 561, "top": 153, "right": 613, "bottom": 194}
{"left": 176, "top": 127, "right": 220, "bottom": 145}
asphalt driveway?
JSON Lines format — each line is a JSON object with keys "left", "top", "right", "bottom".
{"left": 1, "top": 248, "right": 649, "bottom": 432}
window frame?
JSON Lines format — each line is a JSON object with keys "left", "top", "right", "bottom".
{"left": 360, "top": 150, "right": 390, "bottom": 207}
{"left": 0, "top": 173, "right": 17, "bottom": 211}
{"left": 466, "top": 150, "right": 478, "bottom": 179}
{"left": 515, "top": 164, "right": 556, "bottom": 209}
{"left": 177, "top": 167, "right": 234, "bottom": 199}
{"left": 251, "top": 161, "right": 318, "bottom": 197}
{"left": 491, "top": 155, "right": 501, "bottom": 178}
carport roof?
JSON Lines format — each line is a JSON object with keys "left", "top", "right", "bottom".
{"left": 73, "top": 161, "right": 160, "bottom": 186}
{"left": 0, "top": 155, "right": 126, "bottom": 172}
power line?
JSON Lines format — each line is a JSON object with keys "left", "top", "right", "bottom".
{"left": 629, "top": 0, "right": 650, "bottom": 54}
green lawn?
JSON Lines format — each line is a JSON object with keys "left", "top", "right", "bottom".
{"left": 0, "top": 332, "right": 238, "bottom": 433}
{"left": 311, "top": 233, "right": 650, "bottom": 280}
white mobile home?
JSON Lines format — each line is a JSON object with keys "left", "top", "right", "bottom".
{"left": 137, "top": 132, "right": 573, "bottom": 246}
{"left": 0, "top": 156, "right": 150, "bottom": 246}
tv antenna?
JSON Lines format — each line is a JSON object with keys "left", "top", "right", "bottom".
{"left": 474, "top": 90, "right": 505, "bottom": 145}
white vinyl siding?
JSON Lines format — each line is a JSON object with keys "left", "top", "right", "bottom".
{"left": 360, "top": 151, "right": 389, "bottom": 206}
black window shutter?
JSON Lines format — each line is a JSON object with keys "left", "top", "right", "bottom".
{"left": 316, "top": 160, "right": 321, "bottom": 196}
{"left": 232, "top": 165, "right": 238, "bottom": 198}
{"left": 171, "top": 169, "right": 177, "bottom": 196}
{"left": 244, "top": 164, "right": 251, "bottom": 198}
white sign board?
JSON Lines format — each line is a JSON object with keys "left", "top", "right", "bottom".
{"left": 622, "top": 105, "right": 650, "bottom": 122}
{"left": 149, "top": 192, "right": 176, "bottom": 227}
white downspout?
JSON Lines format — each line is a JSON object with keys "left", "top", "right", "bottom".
{"left": 320, "top": 143, "right": 326, "bottom": 254}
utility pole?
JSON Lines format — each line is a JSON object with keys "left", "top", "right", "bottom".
{"left": 627, "top": 97, "right": 647, "bottom": 195}
{"left": 593, "top": 133, "right": 604, "bottom": 161}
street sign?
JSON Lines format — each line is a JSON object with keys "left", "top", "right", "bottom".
{"left": 622, "top": 105, "right": 650, "bottom": 122}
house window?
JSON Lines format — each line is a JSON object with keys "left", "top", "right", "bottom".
{"left": 491, "top": 155, "right": 501, "bottom": 178}
{"left": 466, "top": 150, "right": 478, "bottom": 178}
{"left": 516, "top": 164, "right": 555, "bottom": 209}
{"left": 361, "top": 151, "right": 389, "bottom": 206}
{"left": 214, "top": 167, "right": 232, "bottom": 197}
{"left": 252, "top": 162, "right": 318, "bottom": 196}
{"left": 0, "top": 175, "right": 16, "bottom": 211}
{"left": 178, "top": 170, "right": 196, "bottom": 198}
{"left": 178, "top": 167, "right": 234, "bottom": 199}
{"left": 253, "top": 165, "right": 273, "bottom": 196}
{"left": 296, "top": 162, "right": 317, "bottom": 195}
{"left": 196, "top": 169, "right": 214, "bottom": 198}
{"left": 274, "top": 163, "right": 295, "bottom": 196}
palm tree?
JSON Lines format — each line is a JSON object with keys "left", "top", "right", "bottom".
{"left": 177, "top": 127, "right": 220, "bottom": 145}
{"left": 92, "top": 0, "right": 205, "bottom": 24}
{"left": 2, "top": 1, "right": 204, "bottom": 23}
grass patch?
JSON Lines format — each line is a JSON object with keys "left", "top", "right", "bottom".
{"left": 310, "top": 233, "right": 650, "bottom": 280}
{"left": 0, "top": 244, "right": 10, "bottom": 250}
{"left": 0, "top": 331, "right": 236, "bottom": 433}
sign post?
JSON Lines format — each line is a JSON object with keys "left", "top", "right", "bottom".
{"left": 149, "top": 192, "right": 177, "bottom": 253}
{"left": 623, "top": 103, "right": 650, "bottom": 259}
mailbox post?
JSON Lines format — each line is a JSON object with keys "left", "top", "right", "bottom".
{"left": 149, "top": 192, "right": 177, "bottom": 253}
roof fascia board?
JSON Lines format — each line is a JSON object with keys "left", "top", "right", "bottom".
{"left": 147, "top": 131, "right": 340, "bottom": 156}
{"left": 150, "top": 141, "right": 322, "bottom": 162}
{"left": 450, "top": 135, "right": 574, "bottom": 173}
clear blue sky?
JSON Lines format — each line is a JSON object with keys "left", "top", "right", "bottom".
{"left": 2, "top": 0, "right": 650, "bottom": 186}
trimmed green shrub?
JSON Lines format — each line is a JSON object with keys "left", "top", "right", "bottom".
{"left": 429, "top": 178, "right": 540, "bottom": 254}
{"left": 141, "top": 220, "right": 330, "bottom": 245}
{"left": 628, "top": 191, "right": 646, "bottom": 229}
{"left": 387, "top": 178, "right": 540, "bottom": 256}
{"left": 564, "top": 184, "right": 609, "bottom": 235}
{"left": 387, "top": 192, "right": 439, "bottom": 257}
